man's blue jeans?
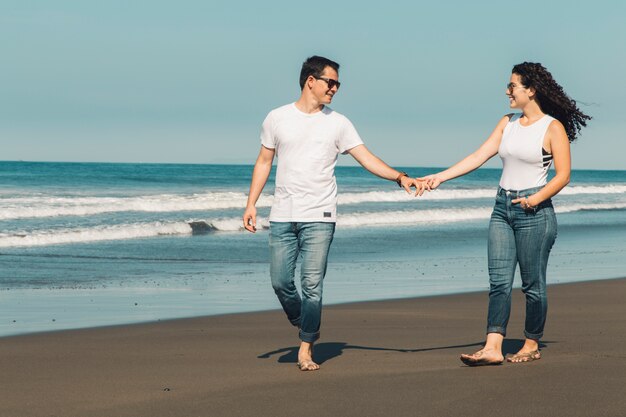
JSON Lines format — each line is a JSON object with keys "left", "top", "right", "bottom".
{"left": 269, "top": 222, "right": 335, "bottom": 343}
{"left": 487, "top": 186, "right": 557, "bottom": 340}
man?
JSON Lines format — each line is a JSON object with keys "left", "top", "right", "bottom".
{"left": 243, "top": 56, "right": 425, "bottom": 371}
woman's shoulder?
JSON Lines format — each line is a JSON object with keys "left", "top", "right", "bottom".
{"left": 546, "top": 118, "right": 567, "bottom": 137}
{"left": 497, "top": 113, "right": 518, "bottom": 128}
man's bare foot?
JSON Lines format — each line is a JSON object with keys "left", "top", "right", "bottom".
{"left": 296, "top": 359, "right": 319, "bottom": 371}
{"left": 297, "top": 341, "right": 319, "bottom": 371}
{"left": 460, "top": 348, "right": 504, "bottom": 366}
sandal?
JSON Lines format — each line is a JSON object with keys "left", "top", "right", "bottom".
{"left": 507, "top": 350, "right": 541, "bottom": 363}
{"left": 460, "top": 350, "right": 504, "bottom": 367}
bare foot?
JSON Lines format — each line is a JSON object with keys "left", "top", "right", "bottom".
{"left": 297, "top": 341, "right": 319, "bottom": 371}
{"left": 460, "top": 349, "right": 504, "bottom": 366}
{"left": 296, "top": 359, "right": 319, "bottom": 371}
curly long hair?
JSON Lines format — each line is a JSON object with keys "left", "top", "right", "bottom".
{"left": 512, "top": 62, "right": 591, "bottom": 142}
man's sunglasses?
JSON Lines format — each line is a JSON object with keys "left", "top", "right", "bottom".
{"left": 314, "top": 76, "right": 341, "bottom": 90}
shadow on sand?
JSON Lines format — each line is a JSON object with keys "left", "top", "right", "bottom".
{"left": 258, "top": 339, "right": 554, "bottom": 365}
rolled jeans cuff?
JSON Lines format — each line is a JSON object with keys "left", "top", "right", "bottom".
{"left": 487, "top": 326, "right": 507, "bottom": 337}
{"left": 299, "top": 329, "right": 320, "bottom": 343}
{"left": 524, "top": 330, "right": 543, "bottom": 340}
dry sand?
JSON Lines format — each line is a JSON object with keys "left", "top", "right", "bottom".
{"left": 1, "top": 278, "right": 625, "bottom": 417}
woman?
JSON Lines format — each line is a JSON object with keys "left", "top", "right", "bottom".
{"left": 422, "top": 62, "right": 591, "bottom": 365}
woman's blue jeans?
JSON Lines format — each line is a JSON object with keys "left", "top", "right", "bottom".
{"left": 269, "top": 222, "right": 335, "bottom": 343}
{"left": 487, "top": 186, "right": 557, "bottom": 340}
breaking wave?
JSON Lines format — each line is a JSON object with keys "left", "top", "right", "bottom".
{"left": 2, "top": 202, "right": 624, "bottom": 247}
{"left": 1, "top": 185, "right": 624, "bottom": 220}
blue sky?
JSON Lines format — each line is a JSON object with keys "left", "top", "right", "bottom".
{"left": 2, "top": 1, "right": 625, "bottom": 169}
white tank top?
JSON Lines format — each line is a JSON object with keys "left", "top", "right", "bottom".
{"left": 498, "top": 113, "right": 555, "bottom": 190}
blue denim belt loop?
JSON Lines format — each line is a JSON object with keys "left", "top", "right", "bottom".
{"left": 497, "top": 186, "right": 547, "bottom": 213}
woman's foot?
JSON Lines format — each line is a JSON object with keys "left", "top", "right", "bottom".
{"left": 297, "top": 341, "right": 319, "bottom": 371}
{"left": 460, "top": 349, "right": 504, "bottom": 366}
{"left": 507, "top": 350, "right": 541, "bottom": 363}
{"left": 507, "top": 339, "right": 541, "bottom": 363}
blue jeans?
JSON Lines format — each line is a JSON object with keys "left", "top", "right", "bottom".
{"left": 487, "top": 186, "right": 557, "bottom": 340}
{"left": 269, "top": 222, "right": 335, "bottom": 343}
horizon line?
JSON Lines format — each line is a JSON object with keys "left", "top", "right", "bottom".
{"left": 0, "top": 160, "right": 623, "bottom": 172}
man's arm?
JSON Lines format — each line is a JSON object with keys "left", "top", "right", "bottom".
{"left": 347, "top": 144, "right": 427, "bottom": 195}
{"left": 243, "top": 146, "right": 275, "bottom": 233}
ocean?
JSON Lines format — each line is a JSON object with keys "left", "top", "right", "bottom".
{"left": 1, "top": 161, "right": 625, "bottom": 337}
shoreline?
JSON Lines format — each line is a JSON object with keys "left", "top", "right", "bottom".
{"left": 2, "top": 277, "right": 625, "bottom": 416}
{"left": 2, "top": 275, "right": 625, "bottom": 340}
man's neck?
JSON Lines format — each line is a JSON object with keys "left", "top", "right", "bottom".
{"left": 294, "top": 95, "right": 324, "bottom": 114}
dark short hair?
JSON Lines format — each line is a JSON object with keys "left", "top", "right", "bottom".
{"left": 299, "top": 56, "right": 340, "bottom": 90}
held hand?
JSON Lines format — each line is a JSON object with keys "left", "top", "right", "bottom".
{"left": 413, "top": 179, "right": 430, "bottom": 196}
{"left": 417, "top": 174, "right": 443, "bottom": 190}
{"left": 401, "top": 176, "right": 430, "bottom": 196}
{"left": 242, "top": 206, "right": 257, "bottom": 233}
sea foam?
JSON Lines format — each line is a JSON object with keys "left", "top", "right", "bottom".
{"left": 2, "top": 202, "right": 625, "bottom": 247}
{"left": 1, "top": 185, "right": 624, "bottom": 220}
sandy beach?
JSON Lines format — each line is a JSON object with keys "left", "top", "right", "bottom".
{"left": 1, "top": 277, "right": 625, "bottom": 417}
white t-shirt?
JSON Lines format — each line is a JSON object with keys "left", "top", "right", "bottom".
{"left": 261, "top": 103, "right": 364, "bottom": 222}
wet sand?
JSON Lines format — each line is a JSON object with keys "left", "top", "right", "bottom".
{"left": 1, "top": 278, "right": 625, "bottom": 417}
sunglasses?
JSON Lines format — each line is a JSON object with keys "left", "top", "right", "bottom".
{"left": 506, "top": 82, "right": 526, "bottom": 92}
{"left": 314, "top": 76, "right": 341, "bottom": 90}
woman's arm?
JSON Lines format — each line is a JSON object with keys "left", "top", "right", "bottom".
{"left": 420, "top": 115, "right": 511, "bottom": 189}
